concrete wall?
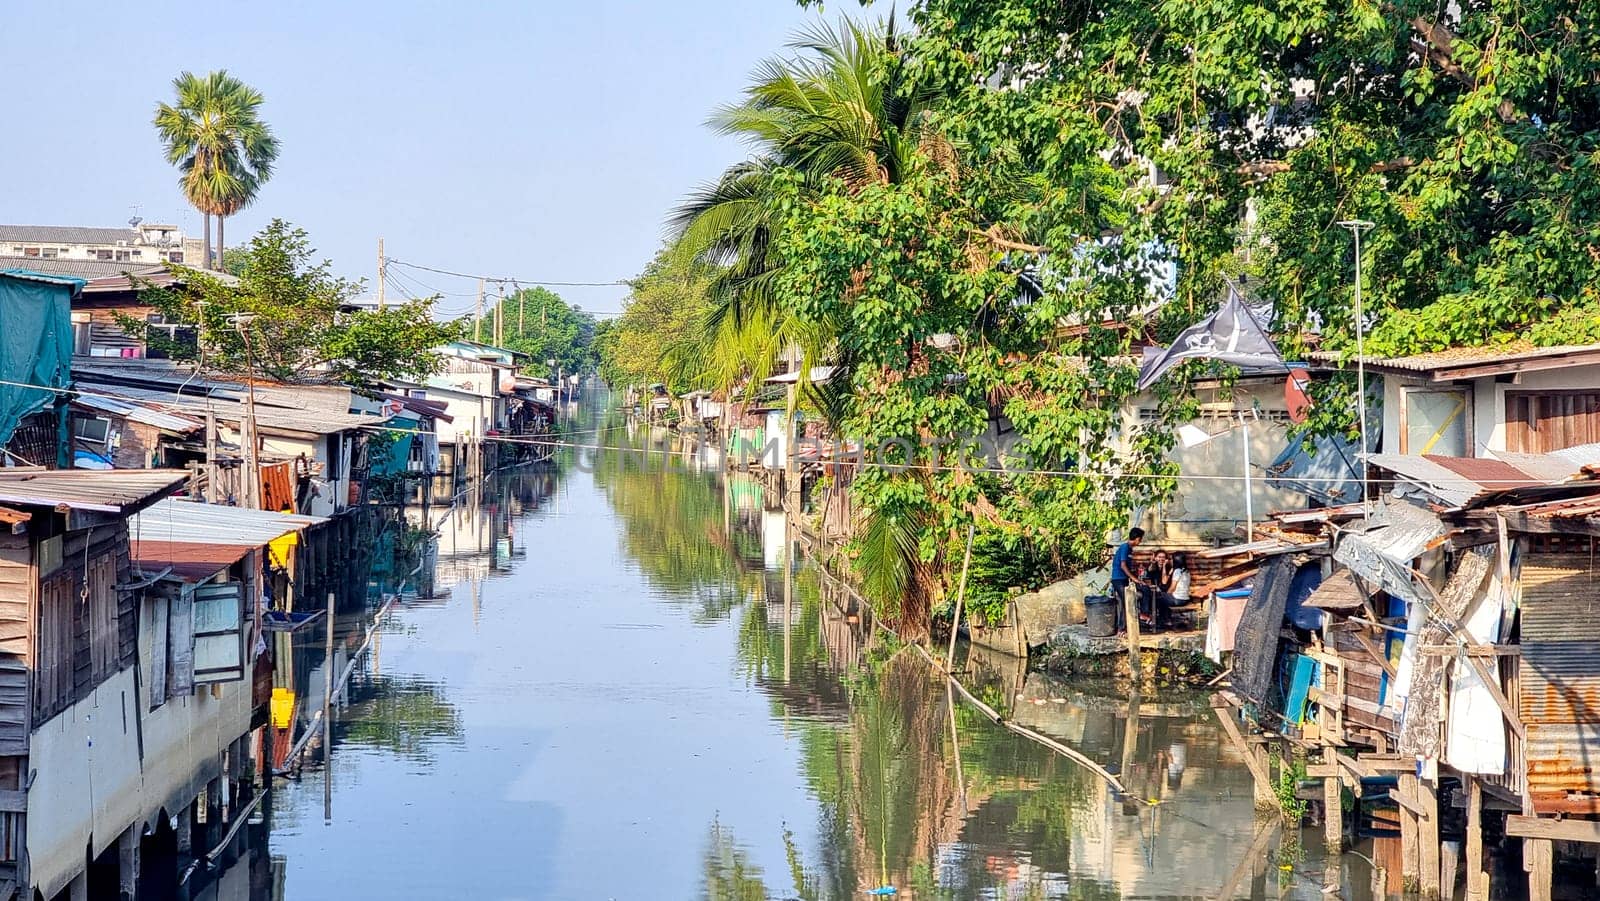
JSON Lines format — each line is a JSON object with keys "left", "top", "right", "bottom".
{"left": 1133, "top": 378, "right": 1302, "bottom": 546}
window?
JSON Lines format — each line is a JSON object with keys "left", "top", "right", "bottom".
{"left": 70, "top": 311, "right": 92, "bottom": 356}
{"left": 192, "top": 581, "right": 244, "bottom": 684}
{"left": 167, "top": 251, "right": 184, "bottom": 263}
{"left": 21, "top": 248, "right": 38, "bottom": 258}
{"left": 114, "top": 250, "right": 132, "bottom": 262}
{"left": 39, "top": 248, "right": 56, "bottom": 259}
{"left": 33, "top": 547, "right": 121, "bottom": 722}
{"left": 95, "top": 249, "right": 114, "bottom": 261}
{"left": 1401, "top": 388, "right": 1470, "bottom": 456}
{"left": 74, "top": 415, "right": 111, "bottom": 445}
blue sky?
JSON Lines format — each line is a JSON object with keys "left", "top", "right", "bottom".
{"left": 0, "top": 1, "right": 824, "bottom": 315}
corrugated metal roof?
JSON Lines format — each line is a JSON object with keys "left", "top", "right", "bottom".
{"left": 1519, "top": 554, "right": 1600, "bottom": 811}
{"left": 0, "top": 257, "right": 161, "bottom": 279}
{"left": 74, "top": 393, "right": 202, "bottom": 433}
{"left": 0, "top": 469, "right": 186, "bottom": 513}
{"left": 131, "top": 498, "right": 325, "bottom": 547}
{"left": 0, "top": 225, "right": 144, "bottom": 244}
{"left": 1312, "top": 343, "right": 1600, "bottom": 379}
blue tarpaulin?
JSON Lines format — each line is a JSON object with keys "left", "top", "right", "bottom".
{"left": 0, "top": 271, "right": 78, "bottom": 453}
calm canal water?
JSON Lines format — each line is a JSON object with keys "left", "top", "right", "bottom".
{"left": 239, "top": 421, "right": 1387, "bottom": 900}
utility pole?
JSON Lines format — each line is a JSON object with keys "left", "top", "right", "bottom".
{"left": 475, "top": 278, "right": 485, "bottom": 343}
{"left": 1338, "top": 219, "right": 1376, "bottom": 514}
{"left": 229, "top": 313, "right": 262, "bottom": 509}
{"left": 518, "top": 287, "right": 524, "bottom": 336}
{"left": 377, "top": 238, "right": 386, "bottom": 310}
{"left": 494, "top": 282, "right": 505, "bottom": 347}
{"left": 205, "top": 407, "right": 219, "bottom": 503}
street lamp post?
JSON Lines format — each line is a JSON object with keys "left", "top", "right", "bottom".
{"left": 1337, "top": 220, "right": 1375, "bottom": 509}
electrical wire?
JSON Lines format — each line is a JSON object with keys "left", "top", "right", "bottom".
{"left": 343, "top": 417, "right": 1551, "bottom": 487}
{"left": 386, "top": 257, "right": 627, "bottom": 288}
{"left": 0, "top": 368, "right": 1572, "bottom": 488}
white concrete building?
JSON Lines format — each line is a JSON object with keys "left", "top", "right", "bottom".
{"left": 0, "top": 223, "right": 203, "bottom": 270}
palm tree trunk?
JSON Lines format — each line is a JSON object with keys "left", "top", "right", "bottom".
{"left": 202, "top": 211, "right": 213, "bottom": 269}
{"left": 217, "top": 215, "right": 225, "bottom": 271}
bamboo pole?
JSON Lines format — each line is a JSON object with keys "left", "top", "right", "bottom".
{"left": 946, "top": 524, "right": 974, "bottom": 673}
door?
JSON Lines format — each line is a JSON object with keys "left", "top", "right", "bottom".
{"left": 192, "top": 581, "right": 245, "bottom": 684}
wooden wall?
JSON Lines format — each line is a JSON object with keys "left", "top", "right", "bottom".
{"left": 0, "top": 535, "right": 31, "bottom": 754}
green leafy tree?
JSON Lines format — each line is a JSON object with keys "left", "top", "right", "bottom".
{"left": 598, "top": 248, "right": 716, "bottom": 392}
{"left": 490, "top": 286, "right": 597, "bottom": 378}
{"left": 134, "top": 219, "right": 463, "bottom": 385}
{"left": 153, "top": 70, "right": 280, "bottom": 268}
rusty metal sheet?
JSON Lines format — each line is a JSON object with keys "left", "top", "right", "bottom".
{"left": 1518, "top": 555, "right": 1600, "bottom": 808}
{"left": 1520, "top": 555, "right": 1600, "bottom": 641}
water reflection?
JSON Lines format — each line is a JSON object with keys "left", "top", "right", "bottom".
{"left": 246, "top": 423, "right": 1382, "bottom": 900}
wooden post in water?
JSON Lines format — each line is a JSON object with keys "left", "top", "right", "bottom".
{"left": 118, "top": 825, "right": 140, "bottom": 901}
{"left": 1525, "top": 837, "right": 1554, "bottom": 901}
{"left": 1466, "top": 778, "right": 1488, "bottom": 901}
{"left": 1419, "top": 777, "right": 1442, "bottom": 899}
{"left": 1399, "top": 771, "right": 1421, "bottom": 893}
{"left": 323, "top": 591, "right": 335, "bottom": 823}
{"left": 1123, "top": 580, "right": 1142, "bottom": 680}
{"left": 1323, "top": 750, "right": 1343, "bottom": 852}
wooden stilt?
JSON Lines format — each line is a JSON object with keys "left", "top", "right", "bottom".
{"left": 1525, "top": 838, "right": 1553, "bottom": 901}
{"left": 1466, "top": 778, "right": 1488, "bottom": 901}
{"left": 1420, "top": 777, "right": 1442, "bottom": 899}
{"left": 1440, "top": 840, "right": 1460, "bottom": 901}
{"left": 119, "top": 825, "right": 140, "bottom": 901}
{"left": 1323, "top": 758, "right": 1343, "bottom": 852}
{"left": 1399, "top": 772, "right": 1421, "bottom": 893}
{"left": 1253, "top": 743, "right": 1277, "bottom": 812}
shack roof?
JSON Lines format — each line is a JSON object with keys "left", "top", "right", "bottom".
{"left": 1312, "top": 342, "right": 1600, "bottom": 382}
{"left": 73, "top": 393, "right": 202, "bottom": 434}
{"left": 765, "top": 366, "right": 837, "bottom": 385}
{"left": 1367, "top": 453, "right": 1550, "bottom": 508}
{"left": 0, "top": 469, "right": 186, "bottom": 514}
{"left": 132, "top": 498, "right": 324, "bottom": 547}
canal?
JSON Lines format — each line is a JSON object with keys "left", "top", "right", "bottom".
{"left": 236, "top": 420, "right": 1385, "bottom": 900}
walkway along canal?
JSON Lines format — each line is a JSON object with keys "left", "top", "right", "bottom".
{"left": 242, "top": 419, "right": 1396, "bottom": 900}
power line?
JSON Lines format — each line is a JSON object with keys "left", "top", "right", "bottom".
{"left": 386, "top": 257, "right": 628, "bottom": 289}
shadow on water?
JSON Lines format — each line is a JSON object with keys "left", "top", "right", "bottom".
{"left": 242, "top": 412, "right": 1385, "bottom": 900}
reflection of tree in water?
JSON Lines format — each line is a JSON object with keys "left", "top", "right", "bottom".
{"left": 593, "top": 448, "right": 779, "bottom": 627}
{"left": 336, "top": 674, "right": 463, "bottom": 761}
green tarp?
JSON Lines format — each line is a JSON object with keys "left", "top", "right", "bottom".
{"left": 0, "top": 271, "right": 78, "bottom": 450}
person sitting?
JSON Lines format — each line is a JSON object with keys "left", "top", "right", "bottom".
{"left": 1138, "top": 550, "right": 1172, "bottom": 628}
{"left": 1158, "top": 553, "right": 1193, "bottom": 630}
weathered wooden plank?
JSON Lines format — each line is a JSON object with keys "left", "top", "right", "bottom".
{"left": 1507, "top": 815, "right": 1600, "bottom": 843}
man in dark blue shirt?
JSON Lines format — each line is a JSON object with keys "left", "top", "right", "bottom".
{"left": 1109, "top": 527, "right": 1144, "bottom": 633}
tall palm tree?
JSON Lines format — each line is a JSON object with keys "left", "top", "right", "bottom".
{"left": 668, "top": 18, "right": 955, "bottom": 633}
{"left": 154, "top": 70, "right": 280, "bottom": 269}
{"left": 672, "top": 18, "right": 943, "bottom": 343}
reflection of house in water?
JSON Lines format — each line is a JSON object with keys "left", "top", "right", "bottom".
{"left": 410, "top": 470, "right": 558, "bottom": 593}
